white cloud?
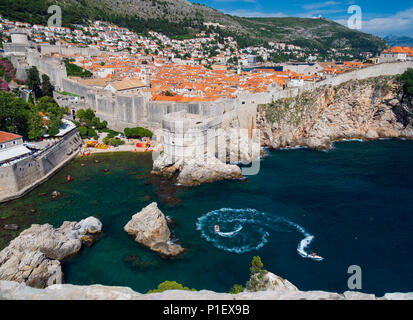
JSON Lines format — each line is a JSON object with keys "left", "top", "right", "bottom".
{"left": 335, "top": 7, "right": 413, "bottom": 36}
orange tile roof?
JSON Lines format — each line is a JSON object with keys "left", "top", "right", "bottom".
{"left": 0, "top": 131, "right": 22, "bottom": 143}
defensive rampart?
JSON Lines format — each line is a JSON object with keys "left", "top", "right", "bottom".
{"left": 0, "top": 129, "right": 82, "bottom": 203}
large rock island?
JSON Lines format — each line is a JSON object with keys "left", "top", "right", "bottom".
{"left": 152, "top": 154, "right": 243, "bottom": 186}
{"left": 0, "top": 217, "right": 102, "bottom": 288}
{"left": 124, "top": 202, "right": 185, "bottom": 257}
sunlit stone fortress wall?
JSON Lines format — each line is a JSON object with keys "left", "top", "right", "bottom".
{"left": 0, "top": 130, "right": 82, "bottom": 203}
{"left": 161, "top": 110, "right": 223, "bottom": 162}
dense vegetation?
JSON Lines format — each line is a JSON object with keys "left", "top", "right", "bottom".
{"left": 26, "top": 66, "right": 54, "bottom": 98}
{"left": 0, "top": 91, "right": 67, "bottom": 139}
{"left": 64, "top": 59, "right": 92, "bottom": 78}
{"left": 124, "top": 126, "right": 153, "bottom": 139}
{"left": 147, "top": 280, "right": 196, "bottom": 293}
{"left": 75, "top": 108, "right": 108, "bottom": 139}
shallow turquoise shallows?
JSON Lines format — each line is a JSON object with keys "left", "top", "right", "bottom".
{"left": 1, "top": 139, "right": 413, "bottom": 295}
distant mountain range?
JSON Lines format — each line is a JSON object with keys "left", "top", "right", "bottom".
{"left": 0, "top": 0, "right": 387, "bottom": 57}
{"left": 384, "top": 35, "right": 413, "bottom": 47}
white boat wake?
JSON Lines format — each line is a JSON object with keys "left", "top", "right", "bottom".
{"left": 196, "top": 208, "right": 323, "bottom": 261}
{"left": 216, "top": 225, "right": 243, "bottom": 238}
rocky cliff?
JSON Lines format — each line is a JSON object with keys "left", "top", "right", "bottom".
{"left": 258, "top": 76, "right": 413, "bottom": 150}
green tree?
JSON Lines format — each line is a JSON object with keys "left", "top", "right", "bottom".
{"left": 246, "top": 256, "right": 269, "bottom": 292}
{"left": 41, "top": 74, "right": 54, "bottom": 97}
{"left": 250, "top": 256, "right": 264, "bottom": 276}
{"left": 36, "top": 97, "right": 65, "bottom": 137}
{"left": 26, "top": 66, "right": 41, "bottom": 98}
{"left": 229, "top": 284, "right": 244, "bottom": 294}
{"left": 147, "top": 281, "right": 196, "bottom": 293}
{"left": 87, "top": 127, "right": 97, "bottom": 138}
{"left": 47, "top": 122, "right": 60, "bottom": 136}
{"left": 103, "top": 137, "right": 125, "bottom": 146}
{"left": 124, "top": 127, "right": 153, "bottom": 138}
{"left": 78, "top": 126, "right": 88, "bottom": 138}
{"left": 397, "top": 68, "right": 413, "bottom": 98}
{"left": 0, "top": 91, "right": 30, "bottom": 137}
{"left": 27, "top": 111, "right": 44, "bottom": 140}
{"left": 76, "top": 108, "right": 95, "bottom": 122}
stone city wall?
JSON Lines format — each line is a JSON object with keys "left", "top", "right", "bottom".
{"left": 0, "top": 130, "right": 82, "bottom": 203}
{"left": 38, "top": 45, "right": 100, "bottom": 57}
{"left": 27, "top": 50, "right": 67, "bottom": 88}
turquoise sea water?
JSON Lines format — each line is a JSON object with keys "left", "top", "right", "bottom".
{"left": 1, "top": 140, "right": 413, "bottom": 295}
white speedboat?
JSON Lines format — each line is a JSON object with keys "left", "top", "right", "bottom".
{"left": 308, "top": 252, "right": 324, "bottom": 261}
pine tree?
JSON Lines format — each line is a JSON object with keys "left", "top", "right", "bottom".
{"left": 26, "top": 66, "right": 41, "bottom": 98}
{"left": 41, "top": 74, "right": 54, "bottom": 97}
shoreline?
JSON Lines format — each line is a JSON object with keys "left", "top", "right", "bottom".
{"left": 263, "top": 135, "right": 413, "bottom": 152}
{"left": 79, "top": 138, "right": 161, "bottom": 156}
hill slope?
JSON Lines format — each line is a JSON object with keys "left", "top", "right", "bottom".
{"left": 0, "top": 0, "right": 387, "bottom": 55}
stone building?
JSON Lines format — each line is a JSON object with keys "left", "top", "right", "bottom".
{"left": 0, "top": 131, "right": 31, "bottom": 166}
{"left": 380, "top": 47, "right": 413, "bottom": 63}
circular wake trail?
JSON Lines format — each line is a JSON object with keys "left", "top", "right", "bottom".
{"left": 196, "top": 208, "right": 322, "bottom": 260}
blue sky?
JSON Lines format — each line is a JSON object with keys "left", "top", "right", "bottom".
{"left": 189, "top": 0, "right": 413, "bottom": 37}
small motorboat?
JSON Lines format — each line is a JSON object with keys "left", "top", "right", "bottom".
{"left": 214, "top": 225, "right": 220, "bottom": 233}
{"left": 308, "top": 252, "right": 323, "bottom": 261}
{"left": 67, "top": 175, "right": 71, "bottom": 182}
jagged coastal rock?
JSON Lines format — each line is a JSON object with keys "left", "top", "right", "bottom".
{"left": 152, "top": 155, "right": 243, "bottom": 186}
{"left": 245, "top": 271, "right": 298, "bottom": 292}
{"left": 124, "top": 202, "right": 185, "bottom": 257}
{"left": 258, "top": 76, "right": 413, "bottom": 150}
{"left": 0, "top": 217, "right": 102, "bottom": 288}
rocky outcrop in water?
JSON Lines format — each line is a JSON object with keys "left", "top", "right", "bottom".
{"left": 152, "top": 155, "right": 243, "bottom": 186}
{"left": 258, "top": 76, "right": 413, "bottom": 150}
{"left": 1, "top": 279, "right": 412, "bottom": 300}
{"left": 124, "top": 202, "right": 185, "bottom": 257}
{"left": 0, "top": 217, "right": 102, "bottom": 288}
